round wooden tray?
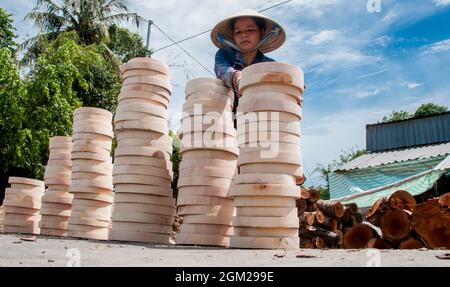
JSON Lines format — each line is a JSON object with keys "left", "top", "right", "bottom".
{"left": 180, "top": 149, "right": 237, "bottom": 160}
{"left": 70, "top": 210, "right": 111, "bottom": 222}
{"left": 113, "top": 193, "right": 174, "bottom": 207}
{"left": 48, "top": 152, "right": 71, "bottom": 161}
{"left": 177, "top": 205, "right": 234, "bottom": 216}
{"left": 67, "top": 226, "right": 109, "bottom": 240}
{"left": 182, "top": 214, "right": 233, "bottom": 225}
{"left": 237, "top": 112, "right": 301, "bottom": 125}
{"left": 4, "top": 198, "right": 41, "bottom": 209}
{"left": 183, "top": 99, "right": 232, "bottom": 111}
{"left": 233, "top": 174, "right": 296, "bottom": 185}
{"left": 177, "top": 176, "right": 232, "bottom": 189}
{"left": 42, "top": 194, "right": 73, "bottom": 205}
{"left": 113, "top": 156, "right": 172, "bottom": 169}
{"left": 44, "top": 178, "right": 71, "bottom": 186}
{"left": 176, "top": 233, "right": 230, "bottom": 247}
{"left": 229, "top": 184, "right": 300, "bottom": 198}
{"left": 180, "top": 134, "right": 237, "bottom": 148}
{"left": 113, "top": 174, "right": 171, "bottom": 187}
{"left": 240, "top": 62, "right": 304, "bottom": 90}
{"left": 237, "top": 100, "right": 301, "bottom": 117}
{"left": 237, "top": 122, "right": 301, "bottom": 137}
{"left": 109, "top": 229, "right": 171, "bottom": 244}
{"left": 233, "top": 196, "right": 296, "bottom": 207}
{"left": 179, "top": 223, "right": 233, "bottom": 236}
{"left": 177, "top": 186, "right": 230, "bottom": 198}
{"left": 5, "top": 213, "right": 41, "bottom": 221}
{"left": 73, "top": 118, "right": 112, "bottom": 128}
{"left": 71, "top": 132, "right": 112, "bottom": 142}
{"left": 121, "top": 58, "right": 170, "bottom": 75}
{"left": 5, "top": 187, "right": 44, "bottom": 196}
{"left": 71, "top": 173, "right": 111, "bottom": 182}
{"left": 122, "top": 74, "right": 172, "bottom": 90}
{"left": 186, "top": 91, "right": 233, "bottom": 103}
{"left": 111, "top": 221, "right": 172, "bottom": 234}
{"left": 242, "top": 84, "right": 303, "bottom": 102}
{"left": 4, "top": 206, "right": 40, "bottom": 216}
{"left": 71, "top": 151, "right": 112, "bottom": 162}
{"left": 177, "top": 195, "right": 234, "bottom": 207}
{"left": 40, "top": 214, "right": 70, "bottom": 222}
{"left": 237, "top": 151, "right": 302, "bottom": 166}
{"left": 114, "top": 119, "right": 169, "bottom": 134}
{"left": 180, "top": 146, "right": 239, "bottom": 157}
{"left": 71, "top": 164, "right": 113, "bottom": 176}
{"left": 46, "top": 159, "right": 73, "bottom": 167}
{"left": 72, "top": 139, "right": 112, "bottom": 150}
{"left": 232, "top": 215, "right": 299, "bottom": 228}
{"left": 44, "top": 165, "right": 72, "bottom": 173}
{"left": 179, "top": 166, "right": 235, "bottom": 179}
{"left": 114, "top": 111, "right": 168, "bottom": 123}
{"left": 40, "top": 207, "right": 72, "bottom": 217}
{"left": 112, "top": 211, "right": 173, "bottom": 225}
{"left": 239, "top": 163, "right": 303, "bottom": 177}
{"left": 8, "top": 177, "right": 44, "bottom": 187}
{"left": 74, "top": 107, "right": 112, "bottom": 117}
{"left": 40, "top": 228, "right": 68, "bottom": 237}
{"left": 115, "top": 129, "right": 172, "bottom": 141}
{"left": 70, "top": 179, "right": 113, "bottom": 190}
{"left": 71, "top": 144, "right": 111, "bottom": 154}
{"left": 114, "top": 146, "right": 169, "bottom": 160}
{"left": 113, "top": 164, "right": 172, "bottom": 179}
{"left": 114, "top": 184, "right": 173, "bottom": 197}
{"left": 120, "top": 83, "right": 170, "bottom": 100}
{"left": 119, "top": 91, "right": 169, "bottom": 108}
{"left": 73, "top": 113, "right": 112, "bottom": 124}
{"left": 48, "top": 142, "right": 72, "bottom": 150}
{"left": 185, "top": 85, "right": 231, "bottom": 99}
{"left": 237, "top": 131, "right": 301, "bottom": 145}
{"left": 180, "top": 123, "right": 236, "bottom": 137}
{"left": 230, "top": 236, "right": 299, "bottom": 249}
{"left": 116, "top": 103, "right": 168, "bottom": 119}
{"left": 4, "top": 225, "right": 40, "bottom": 235}
{"left": 117, "top": 141, "right": 173, "bottom": 155}
{"left": 72, "top": 198, "right": 112, "bottom": 208}
{"left": 179, "top": 158, "right": 236, "bottom": 169}
{"left": 121, "top": 69, "right": 169, "bottom": 82}
{"left": 240, "top": 89, "right": 301, "bottom": 104}
{"left": 70, "top": 192, "right": 114, "bottom": 203}
{"left": 69, "top": 183, "right": 113, "bottom": 194}
{"left": 233, "top": 227, "right": 298, "bottom": 237}
{"left": 45, "top": 184, "right": 71, "bottom": 192}
{"left": 182, "top": 106, "right": 232, "bottom": 117}
{"left": 39, "top": 220, "right": 69, "bottom": 230}
{"left": 236, "top": 206, "right": 298, "bottom": 217}
{"left": 113, "top": 202, "right": 174, "bottom": 216}
{"left": 68, "top": 217, "right": 109, "bottom": 228}
{"left": 72, "top": 125, "right": 113, "bottom": 138}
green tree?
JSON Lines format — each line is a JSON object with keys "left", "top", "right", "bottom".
{"left": 108, "top": 25, "right": 147, "bottom": 63}
{"left": 313, "top": 147, "right": 367, "bottom": 199}
{"left": 0, "top": 8, "right": 17, "bottom": 50}
{"left": 23, "top": 0, "right": 144, "bottom": 65}
{"left": 414, "top": 103, "right": 448, "bottom": 118}
{"left": 382, "top": 110, "right": 411, "bottom": 123}
{"left": 169, "top": 130, "right": 181, "bottom": 198}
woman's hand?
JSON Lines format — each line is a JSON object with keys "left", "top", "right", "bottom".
{"left": 232, "top": 71, "right": 242, "bottom": 97}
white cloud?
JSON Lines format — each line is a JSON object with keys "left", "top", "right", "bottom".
{"left": 406, "top": 82, "right": 422, "bottom": 89}
{"left": 422, "top": 39, "right": 450, "bottom": 55}
{"left": 309, "top": 30, "right": 340, "bottom": 45}
{"left": 434, "top": 0, "right": 450, "bottom": 6}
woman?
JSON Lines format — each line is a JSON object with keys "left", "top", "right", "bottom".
{"left": 211, "top": 9, "right": 286, "bottom": 113}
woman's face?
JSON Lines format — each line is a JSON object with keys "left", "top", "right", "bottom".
{"left": 233, "top": 17, "right": 263, "bottom": 52}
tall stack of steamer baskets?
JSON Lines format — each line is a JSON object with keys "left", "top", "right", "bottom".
{"left": 68, "top": 107, "right": 114, "bottom": 240}
{"left": 176, "top": 78, "right": 238, "bottom": 247}
{"left": 3, "top": 177, "right": 44, "bottom": 235}
{"left": 109, "top": 57, "right": 175, "bottom": 244}
{"left": 230, "top": 62, "right": 305, "bottom": 249}
{"left": 40, "top": 136, "right": 74, "bottom": 236}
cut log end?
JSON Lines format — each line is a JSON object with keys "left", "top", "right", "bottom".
{"left": 398, "top": 237, "right": 425, "bottom": 249}
{"left": 389, "top": 190, "right": 416, "bottom": 212}
{"left": 367, "top": 238, "right": 392, "bottom": 249}
{"left": 380, "top": 208, "right": 411, "bottom": 243}
{"left": 343, "top": 223, "right": 376, "bottom": 249}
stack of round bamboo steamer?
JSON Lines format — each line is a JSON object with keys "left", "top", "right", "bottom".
{"left": 68, "top": 107, "right": 114, "bottom": 240}
{"left": 230, "top": 62, "right": 305, "bottom": 249}
{"left": 176, "top": 78, "right": 238, "bottom": 247}
{"left": 40, "top": 136, "right": 74, "bottom": 237}
{"left": 3, "top": 177, "right": 44, "bottom": 235}
{"left": 109, "top": 57, "right": 175, "bottom": 244}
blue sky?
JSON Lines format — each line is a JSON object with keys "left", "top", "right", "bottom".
{"left": 2, "top": 0, "right": 450, "bottom": 186}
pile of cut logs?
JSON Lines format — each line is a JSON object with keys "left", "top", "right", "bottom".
{"left": 342, "top": 190, "right": 450, "bottom": 249}
{"left": 296, "top": 188, "right": 363, "bottom": 249}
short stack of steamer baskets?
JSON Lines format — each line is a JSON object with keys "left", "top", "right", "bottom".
{"left": 3, "top": 177, "right": 44, "bottom": 235}
{"left": 230, "top": 62, "right": 305, "bottom": 249}
{"left": 40, "top": 136, "right": 74, "bottom": 237}
{"left": 109, "top": 57, "right": 175, "bottom": 244}
{"left": 176, "top": 78, "right": 238, "bottom": 247}
{"left": 68, "top": 107, "right": 114, "bottom": 240}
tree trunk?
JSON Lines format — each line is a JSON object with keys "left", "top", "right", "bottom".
{"left": 389, "top": 190, "right": 416, "bottom": 212}
{"left": 296, "top": 199, "right": 307, "bottom": 215}
{"left": 313, "top": 237, "right": 326, "bottom": 249}
{"left": 343, "top": 223, "right": 377, "bottom": 249}
{"left": 411, "top": 198, "right": 450, "bottom": 249}
{"left": 299, "top": 212, "right": 315, "bottom": 226}
{"left": 398, "top": 237, "right": 425, "bottom": 249}
{"left": 313, "top": 210, "right": 325, "bottom": 225}
{"left": 365, "top": 197, "right": 390, "bottom": 227}
{"left": 316, "top": 200, "right": 345, "bottom": 218}
{"left": 307, "top": 189, "right": 320, "bottom": 204}
{"left": 318, "top": 215, "right": 338, "bottom": 231}
{"left": 367, "top": 238, "right": 392, "bottom": 249}
{"left": 439, "top": 192, "right": 450, "bottom": 210}
{"left": 299, "top": 226, "right": 341, "bottom": 247}
{"left": 344, "top": 203, "right": 358, "bottom": 214}
{"left": 380, "top": 208, "right": 412, "bottom": 243}
{"left": 300, "top": 188, "right": 310, "bottom": 200}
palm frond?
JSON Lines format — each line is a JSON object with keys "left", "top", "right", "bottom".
{"left": 103, "top": 12, "right": 144, "bottom": 28}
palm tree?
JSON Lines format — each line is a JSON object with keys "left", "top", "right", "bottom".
{"left": 21, "top": 0, "right": 145, "bottom": 66}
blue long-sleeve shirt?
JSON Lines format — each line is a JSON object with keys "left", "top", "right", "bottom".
{"left": 214, "top": 47, "right": 275, "bottom": 112}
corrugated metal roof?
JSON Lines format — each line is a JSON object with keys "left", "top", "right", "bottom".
{"left": 338, "top": 142, "right": 450, "bottom": 171}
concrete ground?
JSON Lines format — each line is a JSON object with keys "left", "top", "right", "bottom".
{"left": 0, "top": 233, "right": 449, "bottom": 267}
